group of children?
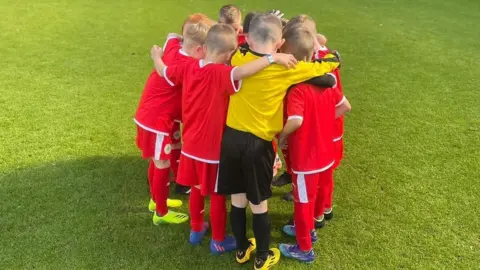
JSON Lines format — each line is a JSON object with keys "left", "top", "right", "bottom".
{"left": 134, "top": 5, "right": 351, "bottom": 269}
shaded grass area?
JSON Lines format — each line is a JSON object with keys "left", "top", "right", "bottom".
{"left": 1, "top": 0, "right": 479, "bottom": 268}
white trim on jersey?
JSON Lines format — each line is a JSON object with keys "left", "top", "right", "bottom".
{"left": 179, "top": 49, "right": 189, "bottom": 56}
{"left": 297, "top": 174, "right": 309, "bottom": 203}
{"left": 230, "top": 67, "right": 242, "bottom": 92}
{"left": 288, "top": 115, "right": 304, "bottom": 120}
{"left": 181, "top": 151, "right": 219, "bottom": 164}
{"left": 154, "top": 134, "right": 165, "bottom": 160}
{"left": 292, "top": 160, "right": 335, "bottom": 175}
{"left": 163, "top": 66, "right": 175, "bottom": 87}
{"left": 333, "top": 135, "right": 343, "bottom": 142}
{"left": 162, "top": 36, "right": 176, "bottom": 50}
{"left": 174, "top": 119, "right": 182, "bottom": 123}
{"left": 336, "top": 96, "right": 346, "bottom": 107}
{"left": 199, "top": 59, "right": 213, "bottom": 68}
{"left": 326, "top": 72, "right": 338, "bottom": 88}
{"left": 134, "top": 118, "right": 170, "bottom": 136}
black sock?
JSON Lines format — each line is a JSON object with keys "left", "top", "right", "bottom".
{"left": 253, "top": 212, "right": 270, "bottom": 261}
{"left": 230, "top": 205, "right": 249, "bottom": 251}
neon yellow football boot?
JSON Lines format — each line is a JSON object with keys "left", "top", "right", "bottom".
{"left": 152, "top": 210, "right": 189, "bottom": 225}
{"left": 148, "top": 199, "right": 182, "bottom": 212}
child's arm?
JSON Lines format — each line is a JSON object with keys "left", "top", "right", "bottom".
{"left": 305, "top": 73, "right": 336, "bottom": 89}
{"left": 335, "top": 96, "right": 351, "bottom": 118}
{"left": 278, "top": 86, "right": 305, "bottom": 148}
{"left": 232, "top": 53, "right": 297, "bottom": 80}
{"left": 150, "top": 45, "right": 166, "bottom": 76}
{"left": 278, "top": 118, "right": 303, "bottom": 148}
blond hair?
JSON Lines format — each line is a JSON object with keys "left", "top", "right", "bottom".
{"left": 205, "top": 23, "right": 238, "bottom": 54}
{"left": 283, "top": 14, "right": 316, "bottom": 35}
{"left": 248, "top": 13, "right": 282, "bottom": 44}
{"left": 282, "top": 26, "right": 314, "bottom": 61}
{"left": 182, "top": 14, "right": 216, "bottom": 48}
{"left": 218, "top": 5, "right": 242, "bottom": 25}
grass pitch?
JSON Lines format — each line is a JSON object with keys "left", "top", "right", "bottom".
{"left": 1, "top": 0, "right": 479, "bottom": 269}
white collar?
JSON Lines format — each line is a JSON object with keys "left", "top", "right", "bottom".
{"left": 199, "top": 59, "right": 213, "bottom": 68}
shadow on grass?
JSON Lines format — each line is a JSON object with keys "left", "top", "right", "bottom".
{"left": 0, "top": 156, "right": 296, "bottom": 269}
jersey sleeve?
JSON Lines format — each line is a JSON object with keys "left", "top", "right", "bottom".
{"left": 288, "top": 57, "right": 340, "bottom": 85}
{"left": 286, "top": 86, "right": 305, "bottom": 120}
{"left": 334, "top": 87, "right": 346, "bottom": 107}
{"left": 163, "top": 35, "right": 182, "bottom": 55}
{"left": 215, "top": 65, "right": 241, "bottom": 95}
{"left": 164, "top": 62, "right": 187, "bottom": 87}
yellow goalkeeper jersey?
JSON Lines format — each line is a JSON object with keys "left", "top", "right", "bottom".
{"left": 227, "top": 49, "right": 340, "bottom": 141}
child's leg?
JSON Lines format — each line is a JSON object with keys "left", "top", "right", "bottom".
{"left": 148, "top": 159, "right": 155, "bottom": 201}
{"left": 250, "top": 200, "right": 270, "bottom": 261}
{"left": 210, "top": 193, "right": 227, "bottom": 242}
{"left": 189, "top": 186, "right": 205, "bottom": 232}
{"left": 169, "top": 122, "right": 182, "bottom": 179}
{"left": 314, "top": 168, "right": 333, "bottom": 219}
{"left": 230, "top": 194, "right": 249, "bottom": 251}
{"left": 292, "top": 174, "right": 319, "bottom": 252}
{"left": 324, "top": 169, "right": 335, "bottom": 212}
{"left": 152, "top": 158, "right": 171, "bottom": 216}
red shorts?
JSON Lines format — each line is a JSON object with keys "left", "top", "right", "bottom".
{"left": 292, "top": 169, "right": 332, "bottom": 203}
{"left": 171, "top": 121, "right": 182, "bottom": 150}
{"left": 333, "top": 138, "right": 344, "bottom": 169}
{"left": 136, "top": 126, "right": 172, "bottom": 160}
{"left": 292, "top": 173, "right": 320, "bottom": 203}
{"left": 177, "top": 154, "right": 218, "bottom": 196}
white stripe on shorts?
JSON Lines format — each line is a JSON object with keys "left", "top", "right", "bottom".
{"left": 297, "top": 174, "right": 309, "bottom": 203}
{"left": 154, "top": 134, "right": 165, "bottom": 160}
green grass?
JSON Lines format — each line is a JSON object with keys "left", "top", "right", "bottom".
{"left": 1, "top": 0, "right": 479, "bottom": 269}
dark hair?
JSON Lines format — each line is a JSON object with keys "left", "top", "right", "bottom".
{"left": 243, "top": 12, "right": 257, "bottom": 33}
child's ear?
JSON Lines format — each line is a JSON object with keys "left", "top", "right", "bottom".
{"left": 277, "top": 38, "right": 286, "bottom": 50}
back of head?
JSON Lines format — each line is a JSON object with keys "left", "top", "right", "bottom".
{"left": 183, "top": 14, "right": 216, "bottom": 48}
{"left": 205, "top": 24, "right": 238, "bottom": 54}
{"left": 218, "top": 5, "right": 242, "bottom": 29}
{"left": 282, "top": 27, "right": 314, "bottom": 61}
{"left": 283, "top": 14, "right": 316, "bottom": 35}
{"left": 248, "top": 13, "right": 283, "bottom": 44}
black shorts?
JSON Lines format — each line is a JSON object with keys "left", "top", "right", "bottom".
{"left": 217, "top": 126, "right": 275, "bottom": 205}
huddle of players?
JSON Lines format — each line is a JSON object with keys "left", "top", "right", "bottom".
{"left": 134, "top": 5, "right": 350, "bottom": 269}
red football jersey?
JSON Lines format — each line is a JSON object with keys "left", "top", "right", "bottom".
{"left": 238, "top": 34, "right": 247, "bottom": 46}
{"left": 165, "top": 59, "right": 240, "bottom": 162}
{"left": 285, "top": 82, "right": 343, "bottom": 173}
{"left": 134, "top": 37, "right": 191, "bottom": 133}
{"left": 314, "top": 48, "right": 345, "bottom": 141}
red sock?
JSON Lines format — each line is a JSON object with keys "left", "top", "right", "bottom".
{"left": 152, "top": 166, "right": 170, "bottom": 216}
{"left": 210, "top": 193, "right": 227, "bottom": 242}
{"left": 314, "top": 168, "right": 333, "bottom": 218}
{"left": 189, "top": 187, "right": 205, "bottom": 232}
{"left": 148, "top": 160, "right": 155, "bottom": 201}
{"left": 324, "top": 169, "right": 335, "bottom": 210}
{"left": 294, "top": 201, "right": 313, "bottom": 251}
{"left": 170, "top": 149, "right": 181, "bottom": 179}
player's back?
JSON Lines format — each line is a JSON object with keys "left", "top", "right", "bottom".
{"left": 286, "top": 83, "right": 337, "bottom": 172}
{"left": 228, "top": 49, "right": 339, "bottom": 141}
{"left": 179, "top": 59, "right": 238, "bottom": 161}
{"left": 135, "top": 38, "right": 190, "bottom": 128}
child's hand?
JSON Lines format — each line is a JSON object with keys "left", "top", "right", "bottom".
{"left": 278, "top": 135, "right": 288, "bottom": 149}
{"left": 269, "top": 9, "right": 285, "bottom": 18}
{"left": 273, "top": 53, "right": 298, "bottom": 69}
{"left": 150, "top": 45, "right": 164, "bottom": 60}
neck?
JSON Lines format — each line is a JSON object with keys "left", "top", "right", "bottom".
{"left": 249, "top": 42, "right": 276, "bottom": 54}
{"left": 182, "top": 43, "right": 197, "bottom": 57}
{"left": 204, "top": 52, "right": 226, "bottom": 64}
